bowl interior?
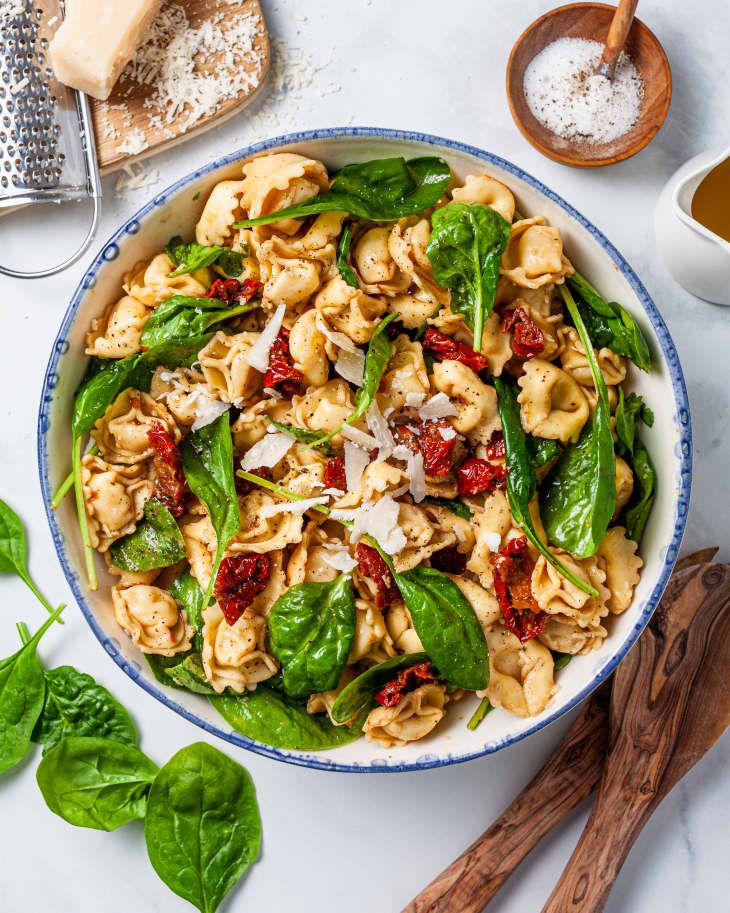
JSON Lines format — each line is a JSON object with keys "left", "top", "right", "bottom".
{"left": 506, "top": 2, "right": 672, "bottom": 167}
{"left": 39, "top": 129, "right": 691, "bottom": 771}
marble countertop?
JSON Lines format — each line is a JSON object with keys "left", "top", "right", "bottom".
{"left": 1, "top": 1, "right": 728, "bottom": 910}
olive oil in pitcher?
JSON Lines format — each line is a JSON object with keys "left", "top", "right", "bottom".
{"left": 691, "top": 156, "right": 730, "bottom": 242}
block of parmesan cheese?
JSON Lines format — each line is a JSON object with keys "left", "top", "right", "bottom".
{"left": 49, "top": 0, "right": 163, "bottom": 101}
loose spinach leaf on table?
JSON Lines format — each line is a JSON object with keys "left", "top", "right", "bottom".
{"left": 182, "top": 414, "right": 241, "bottom": 611}
{"left": 145, "top": 742, "right": 261, "bottom": 913}
{"left": 540, "top": 286, "right": 616, "bottom": 559}
{"left": 615, "top": 389, "right": 654, "bottom": 457}
{"left": 623, "top": 440, "right": 656, "bottom": 545}
{"left": 108, "top": 498, "right": 185, "bottom": 573}
{"left": 0, "top": 498, "right": 58, "bottom": 616}
{"left": 33, "top": 665, "right": 137, "bottom": 755}
{"left": 423, "top": 495, "right": 472, "bottom": 520}
{"left": 336, "top": 223, "right": 359, "bottom": 288}
{"left": 268, "top": 574, "right": 356, "bottom": 699}
{"left": 235, "top": 157, "right": 451, "bottom": 227}
{"left": 211, "top": 687, "right": 365, "bottom": 750}
{"left": 0, "top": 603, "right": 65, "bottom": 773}
{"left": 166, "top": 235, "right": 247, "bottom": 278}
{"left": 426, "top": 202, "right": 511, "bottom": 351}
{"left": 330, "top": 652, "right": 429, "bottom": 724}
{"left": 36, "top": 736, "right": 158, "bottom": 831}
{"left": 139, "top": 295, "right": 258, "bottom": 349}
{"left": 567, "top": 272, "right": 651, "bottom": 372}
{"left": 493, "top": 376, "right": 597, "bottom": 596}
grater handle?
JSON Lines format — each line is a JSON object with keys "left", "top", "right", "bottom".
{"left": 0, "top": 92, "right": 102, "bottom": 280}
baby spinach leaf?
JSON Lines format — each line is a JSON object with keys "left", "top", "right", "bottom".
{"left": 210, "top": 687, "right": 365, "bottom": 750}
{"left": 615, "top": 389, "right": 654, "bottom": 457}
{"left": 336, "top": 223, "right": 359, "bottom": 288}
{"left": 108, "top": 498, "right": 185, "bottom": 572}
{"left": 33, "top": 665, "right": 137, "bottom": 755}
{"left": 623, "top": 440, "right": 656, "bottom": 544}
{"left": 165, "top": 654, "right": 215, "bottom": 694}
{"left": 330, "top": 652, "right": 429, "bottom": 724}
{"left": 493, "top": 376, "right": 597, "bottom": 596}
{"left": 423, "top": 495, "right": 472, "bottom": 520}
{"left": 182, "top": 414, "right": 241, "bottom": 611}
{"left": 268, "top": 574, "right": 356, "bottom": 699}
{"left": 466, "top": 696, "right": 494, "bottom": 731}
{"left": 166, "top": 235, "right": 246, "bottom": 278}
{"left": 426, "top": 202, "right": 511, "bottom": 350}
{"left": 234, "top": 156, "right": 451, "bottom": 227}
{"left": 145, "top": 742, "right": 261, "bottom": 913}
{"left": 0, "top": 498, "right": 58, "bottom": 616}
{"left": 36, "top": 736, "right": 158, "bottom": 831}
{"left": 140, "top": 295, "right": 258, "bottom": 349}
{"left": 552, "top": 652, "right": 573, "bottom": 671}
{"left": 540, "top": 286, "right": 616, "bottom": 559}
{"left": 0, "top": 603, "right": 64, "bottom": 773}
{"left": 527, "top": 436, "right": 561, "bottom": 469}
{"left": 146, "top": 654, "right": 189, "bottom": 689}
{"left": 568, "top": 272, "right": 651, "bottom": 372}
{"left": 170, "top": 569, "right": 206, "bottom": 649}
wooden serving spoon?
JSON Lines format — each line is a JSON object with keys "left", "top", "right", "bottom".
{"left": 543, "top": 561, "right": 730, "bottom": 912}
{"left": 402, "top": 549, "right": 720, "bottom": 913}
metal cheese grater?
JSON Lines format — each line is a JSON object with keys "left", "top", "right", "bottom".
{"left": 0, "top": 0, "right": 101, "bottom": 278}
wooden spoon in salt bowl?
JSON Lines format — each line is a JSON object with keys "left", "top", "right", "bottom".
{"left": 506, "top": 1, "right": 672, "bottom": 166}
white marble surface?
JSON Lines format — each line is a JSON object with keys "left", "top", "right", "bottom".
{"left": 0, "top": 1, "right": 729, "bottom": 910}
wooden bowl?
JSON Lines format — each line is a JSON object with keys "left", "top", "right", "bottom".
{"left": 506, "top": 2, "right": 672, "bottom": 167}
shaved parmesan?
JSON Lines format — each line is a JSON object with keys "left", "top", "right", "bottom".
{"left": 335, "top": 348, "right": 365, "bottom": 386}
{"left": 418, "top": 392, "right": 459, "bottom": 421}
{"left": 366, "top": 401, "right": 395, "bottom": 460}
{"left": 191, "top": 395, "right": 231, "bottom": 431}
{"left": 344, "top": 441, "right": 369, "bottom": 491}
{"left": 321, "top": 543, "right": 358, "bottom": 573}
{"left": 438, "top": 425, "right": 457, "bottom": 440}
{"left": 240, "top": 431, "right": 293, "bottom": 471}
{"left": 405, "top": 392, "right": 427, "bottom": 408}
{"left": 405, "top": 450, "right": 426, "bottom": 503}
{"left": 315, "top": 313, "right": 359, "bottom": 353}
{"left": 333, "top": 495, "right": 407, "bottom": 555}
{"left": 244, "top": 303, "right": 285, "bottom": 372}
{"left": 259, "top": 495, "right": 329, "bottom": 518}
{"left": 340, "top": 424, "right": 379, "bottom": 450}
{"left": 485, "top": 532, "right": 502, "bottom": 552}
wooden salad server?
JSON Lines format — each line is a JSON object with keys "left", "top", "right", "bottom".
{"left": 402, "top": 549, "right": 719, "bottom": 913}
{"left": 542, "top": 560, "right": 730, "bottom": 913}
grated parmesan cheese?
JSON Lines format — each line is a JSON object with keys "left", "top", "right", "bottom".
{"left": 115, "top": 127, "right": 149, "bottom": 156}
{"left": 339, "top": 424, "right": 379, "bottom": 451}
{"left": 485, "top": 532, "right": 502, "bottom": 553}
{"left": 321, "top": 542, "right": 358, "bottom": 573}
{"left": 332, "top": 496, "right": 407, "bottom": 556}
{"left": 366, "top": 401, "right": 396, "bottom": 460}
{"left": 190, "top": 395, "right": 230, "bottom": 432}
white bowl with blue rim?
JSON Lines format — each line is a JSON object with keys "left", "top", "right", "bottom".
{"left": 38, "top": 128, "right": 692, "bottom": 773}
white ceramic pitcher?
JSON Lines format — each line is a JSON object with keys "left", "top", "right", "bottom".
{"left": 655, "top": 145, "right": 730, "bottom": 305}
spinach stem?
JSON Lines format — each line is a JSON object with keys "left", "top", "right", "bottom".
{"left": 20, "top": 572, "right": 64, "bottom": 623}
{"left": 52, "top": 442, "right": 99, "bottom": 509}
{"left": 236, "top": 471, "right": 331, "bottom": 515}
{"left": 467, "top": 696, "right": 493, "bottom": 730}
{"left": 72, "top": 435, "right": 98, "bottom": 591}
{"left": 16, "top": 621, "right": 31, "bottom": 645}
{"left": 559, "top": 284, "right": 610, "bottom": 412}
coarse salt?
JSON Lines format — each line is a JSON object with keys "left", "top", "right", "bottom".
{"left": 523, "top": 37, "right": 643, "bottom": 145}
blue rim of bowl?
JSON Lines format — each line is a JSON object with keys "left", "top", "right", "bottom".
{"left": 38, "top": 127, "right": 692, "bottom": 773}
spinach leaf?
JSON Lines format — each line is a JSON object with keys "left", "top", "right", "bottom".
{"left": 0, "top": 498, "right": 58, "bottom": 616}
{"left": 235, "top": 156, "right": 451, "bottom": 227}
{"left": 527, "top": 436, "right": 561, "bottom": 469}
{"left": 33, "top": 665, "right": 137, "bottom": 755}
{"left": 391, "top": 564, "right": 488, "bottom": 691}
{"left": 466, "top": 696, "right": 494, "bottom": 731}
{"left": 145, "top": 742, "right": 261, "bottom": 913}
{"left": 210, "top": 687, "right": 365, "bottom": 750}
{"left": 336, "top": 223, "right": 359, "bottom": 288}
{"left": 426, "top": 202, "right": 511, "bottom": 350}
{"left": 170, "top": 569, "right": 206, "bottom": 649}
{"left": 36, "top": 736, "right": 158, "bottom": 831}
{"left": 623, "top": 440, "right": 656, "bottom": 544}
{"left": 0, "top": 603, "right": 64, "bottom": 773}
{"left": 166, "top": 235, "right": 246, "bottom": 278}
{"left": 615, "top": 389, "right": 654, "bottom": 457}
{"left": 182, "top": 414, "right": 241, "bottom": 611}
{"left": 268, "top": 420, "right": 333, "bottom": 454}
{"left": 140, "top": 295, "right": 258, "bottom": 349}
{"left": 540, "top": 286, "right": 616, "bottom": 558}
{"left": 568, "top": 272, "right": 651, "bottom": 372}
{"left": 330, "top": 652, "right": 429, "bottom": 724}
{"left": 268, "top": 574, "right": 356, "bottom": 698}
{"left": 166, "top": 654, "right": 215, "bottom": 694}
{"left": 108, "top": 498, "right": 185, "bottom": 572}
{"left": 146, "top": 654, "right": 189, "bottom": 689}
{"left": 493, "top": 376, "right": 597, "bottom": 596}
{"left": 423, "top": 495, "right": 472, "bottom": 520}
{"left": 552, "top": 652, "right": 573, "bottom": 671}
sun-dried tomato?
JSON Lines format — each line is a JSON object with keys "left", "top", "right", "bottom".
{"left": 205, "top": 277, "right": 262, "bottom": 305}
{"left": 500, "top": 307, "right": 545, "bottom": 358}
{"left": 147, "top": 421, "right": 186, "bottom": 517}
{"left": 324, "top": 455, "right": 347, "bottom": 492}
{"left": 394, "top": 419, "right": 456, "bottom": 476}
{"left": 485, "top": 431, "right": 505, "bottom": 461}
{"left": 457, "top": 457, "right": 506, "bottom": 496}
{"left": 490, "top": 537, "right": 546, "bottom": 642}
{"left": 422, "top": 327, "right": 489, "bottom": 374}
{"left": 263, "top": 326, "right": 304, "bottom": 397}
{"left": 214, "top": 553, "right": 272, "bottom": 625}
{"left": 430, "top": 545, "right": 467, "bottom": 575}
{"left": 374, "top": 661, "right": 435, "bottom": 708}
{"left": 355, "top": 542, "right": 400, "bottom": 609}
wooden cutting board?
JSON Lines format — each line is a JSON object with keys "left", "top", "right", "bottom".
{"left": 91, "top": 0, "right": 269, "bottom": 174}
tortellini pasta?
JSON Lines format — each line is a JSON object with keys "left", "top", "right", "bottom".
{"left": 112, "top": 584, "right": 193, "bottom": 656}
{"left": 92, "top": 389, "right": 180, "bottom": 465}
{"left": 86, "top": 296, "right": 151, "bottom": 359}
{"left": 431, "top": 360, "right": 501, "bottom": 443}
{"left": 82, "top": 455, "right": 153, "bottom": 551}
{"left": 195, "top": 179, "right": 246, "bottom": 247}
{"left": 451, "top": 173, "right": 516, "bottom": 222}
{"left": 500, "top": 216, "right": 574, "bottom": 289}
{"left": 363, "top": 683, "right": 448, "bottom": 747}
{"left": 481, "top": 624, "right": 555, "bottom": 717}
{"left": 198, "top": 330, "right": 263, "bottom": 405}
{"left": 124, "top": 253, "right": 209, "bottom": 306}
{"left": 202, "top": 603, "right": 279, "bottom": 692}
{"left": 517, "top": 359, "right": 590, "bottom": 442}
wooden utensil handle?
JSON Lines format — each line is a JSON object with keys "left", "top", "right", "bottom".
{"left": 402, "top": 684, "right": 609, "bottom": 913}
{"left": 596, "top": 0, "right": 639, "bottom": 78}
